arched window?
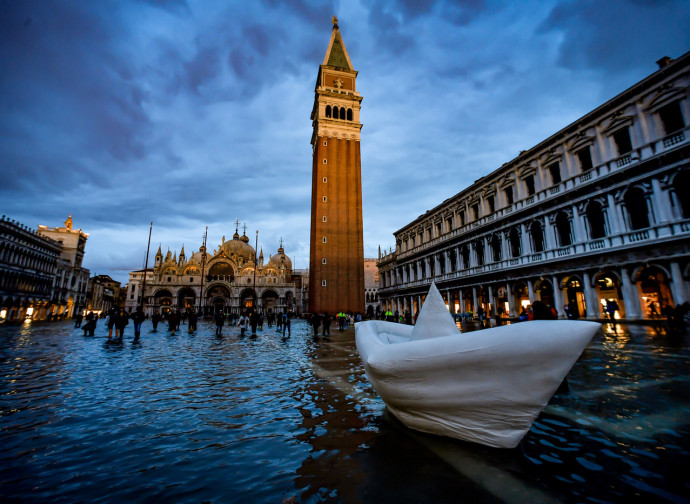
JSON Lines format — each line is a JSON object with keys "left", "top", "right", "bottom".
{"left": 491, "top": 234, "right": 501, "bottom": 262}
{"left": 333, "top": 106, "right": 339, "bottom": 119}
{"left": 339, "top": 107, "right": 346, "bottom": 120}
{"left": 475, "top": 240, "right": 485, "bottom": 266}
{"left": 625, "top": 187, "right": 650, "bottom": 230}
{"left": 530, "top": 221, "right": 544, "bottom": 252}
{"left": 461, "top": 246, "right": 470, "bottom": 269}
{"left": 509, "top": 228, "right": 521, "bottom": 258}
{"left": 555, "top": 212, "right": 572, "bottom": 246}
{"left": 587, "top": 201, "right": 607, "bottom": 239}
{"left": 673, "top": 170, "right": 690, "bottom": 219}
{"left": 347, "top": 108, "right": 353, "bottom": 121}
{"left": 325, "top": 105, "right": 331, "bottom": 118}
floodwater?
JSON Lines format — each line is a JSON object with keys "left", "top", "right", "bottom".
{"left": 0, "top": 318, "right": 688, "bottom": 503}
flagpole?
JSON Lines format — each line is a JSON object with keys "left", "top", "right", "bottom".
{"left": 140, "top": 222, "right": 153, "bottom": 314}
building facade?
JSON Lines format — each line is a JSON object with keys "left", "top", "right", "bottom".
{"left": 378, "top": 53, "right": 690, "bottom": 321}
{"left": 37, "top": 215, "right": 90, "bottom": 318}
{"left": 125, "top": 226, "right": 301, "bottom": 316}
{"left": 308, "top": 18, "right": 365, "bottom": 315}
{"left": 86, "top": 274, "right": 120, "bottom": 315}
{"left": 0, "top": 216, "right": 61, "bottom": 321}
{"left": 364, "top": 258, "right": 380, "bottom": 317}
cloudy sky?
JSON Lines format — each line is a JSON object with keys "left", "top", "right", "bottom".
{"left": 2, "top": 0, "right": 689, "bottom": 284}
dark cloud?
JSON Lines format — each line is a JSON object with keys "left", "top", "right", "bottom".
{"left": 539, "top": 0, "right": 690, "bottom": 74}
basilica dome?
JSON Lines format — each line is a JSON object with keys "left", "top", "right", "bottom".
{"left": 269, "top": 244, "right": 292, "bottom": 270}
{"left": 221, "top": 233, "right": 255, "bottom": 260}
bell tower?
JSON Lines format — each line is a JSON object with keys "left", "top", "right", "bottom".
{"left": 309, "top": 17, "right": 364, "bottom": 315}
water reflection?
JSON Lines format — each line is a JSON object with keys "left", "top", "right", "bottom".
{"left": 0, "top": 319, "right": 688, "bottom": 503}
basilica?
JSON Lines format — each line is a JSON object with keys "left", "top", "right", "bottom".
{"left": 125, "top": 225, "right": 301, "bottom": 317}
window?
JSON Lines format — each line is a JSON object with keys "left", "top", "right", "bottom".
{"left": 323, "top": 159, "right": 327, "bottom": 164}
{"left": 659, "top": 101, "right": 685, "bottom": 134}
{"left": 555, "top": 212, "right": 572, "bottom": 246}
{"left": 323, "top": 177, "right": 327, "bottom": 183}
{"left": 475, "top": 240, "right": 485, "bottom": 266}
{"left": 323, "top": 196, "right": 327, "bottom": 202}
{"left": 524, "top": 175, "right": 535, "bottom": 196}
{"left": 322, "top": 216, "right": 327, "bottom": 222}
{"left": 459, "top": 211, "right": 466, "bottom": 226}
{"left": 130, "top": 294, "right": 134, "bottom": 299}
{"left": 322, "top": 258, "right": 327, "bottom": 264}
{"left": 491, "top": 234, "right": 501, "bottom": 262}
{"left": 435, "top": 223, "right": 441, "bottom": 237}
{"left": 322, "top": 280, "right": 327, "bottom": 287}
{"left": 673, "top": 171, "right": 690, "bottom": 219}
{"left": 577, "top": 146, "right": 593, "bottom": 171}
{"left": 509, "top": 228, "right": 521, "bottom": 257}
{"left": 587, "top": 201, "right": 607, "bottom": 239}
{"left": 167, "top": 277, "right": 172, "bottom": 282}
{"left": 340, "top": 108, "right": 345, "bottom": 120}
{"left": 505, "top": 186, "right": 514, "bottom": 205}
{"left": 323, "top": 140, "right": 328, "bottom": 146}
{"left": 189, "top": 278, "right": 194, "bottom": 282}
{"left": 487, "top": 195, "right": 495, "bottom": 213}
{"left": 446, "top": 217, "right": 453, "bottom": 233}
{"left": 612, "top": 128, "right": 633, "bottom": 155}
{"left": 322, "top": 237, "right": 327, "bottom": 243}
{"left": 471, "top": 203, "right": 479, "bottom": 220}
{"left": 347, "top": 108, "right": 353, "bottom": 121}
{"left": 325, "top": 105, "right": 331, "bottom": 118}
{"left": 530, "top": 221, "right": 544, "bottom": 252}
{"left": 333, "top": 106, "right": 339, "bottom": 118}
{"left": 625, "top": 187, "right": 650, "bottom": 230}
{"left": 548, "top": 163, "right": 561, "bottom": 184}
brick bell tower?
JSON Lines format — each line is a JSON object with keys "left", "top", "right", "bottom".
{"left": 309, "top": 17, "right": 364, "bottom": 315}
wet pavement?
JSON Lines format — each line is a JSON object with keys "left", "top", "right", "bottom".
{"left": 0, "top": 318, "right": 689, "bottom": 503}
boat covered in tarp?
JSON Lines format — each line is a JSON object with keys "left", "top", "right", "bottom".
{"left": 355, "top": 282, "right": 600, "bottom": 448}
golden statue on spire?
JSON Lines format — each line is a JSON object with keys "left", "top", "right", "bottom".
{"left": 65, "top": 214, "right": 73, "bottom": 229}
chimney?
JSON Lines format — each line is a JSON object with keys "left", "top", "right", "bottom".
{"left": 656, "top": 56, "right": 672, "bottom": 69}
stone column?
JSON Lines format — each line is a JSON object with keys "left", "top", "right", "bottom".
{"left": 521, "top": 223, "right": 531, "bottom": 255}
{"left": 670, "top": 261, "right": 688, "bottom": 305}
{"left": 582, "top": 271, "right": 599, "bottom": 320}
{"left": 487, "top": 285, "right": 494, "bottom": 316}
{"left": 651, "top": 178, "right": 672, "bottom": 224}
{"left": 507, "top": 281, "right": 517, "bottom": 317}
{"left": 472, "top": 286, "right": 478, "bottom": 316}
{"left": 620, "top": 267, "right": 642, "bottom": 319}
{"left": 527, "top": 279, "right": 535, "bottom": 302}
{"left": 544, "top": 216, "right": 556, "bottom": 250}
{"left": 552, "top": 275, "right": 564, "bottom": 318}
{"left": 572, "top": 206, "right": 586, "bottom": 244}
{"left": 606, "top": 193, "right": 623, "bottom": 235}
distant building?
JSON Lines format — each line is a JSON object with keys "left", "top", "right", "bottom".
{"left": 309, "top": 18, "right": 365, "bottom": 315}
{"left": 378, "top": 53, "right": 690, "bottom": 321}
{"left": 87, "top": 274, "right": 120, "bottom": 315}
{"left": 0, "top": 216, "right": 61, "bottom": 321}
{"left": 37, "top": 215, "right": 90, "bottom": 318}
{"left": 364, "top": 258, "right": 380, "bottom": 317}
{"left": 125, "top": 224, "right": 302, "bottom": 316}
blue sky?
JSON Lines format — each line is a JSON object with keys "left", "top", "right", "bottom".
{"left": 2, "top": 0, "right": 689, "bottom": 284}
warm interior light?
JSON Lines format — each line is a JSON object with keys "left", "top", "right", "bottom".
{"left": 521, "top": 300, "right": 530, "bottom": 308}
{"left": 0, "top": 309, "right": 6, "bottom": 319}
{"left": 26, "top": 307, "right": 34, "bottom": 316}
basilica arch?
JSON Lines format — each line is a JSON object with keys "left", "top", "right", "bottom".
{"left": 261, "top": 289, "right": 279, "bottom": 313}
{"left": 153, "top": 289, "right": 174, "bottom": 315}
{"left": 207, "top": 261, "right": 235, "bottom": 282}
{"left": 177, "top": 287, "right": 196, "bottom": 309}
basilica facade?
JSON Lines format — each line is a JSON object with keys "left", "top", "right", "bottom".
{"left": 378, "top": 53, "right": 690, "bottom": 321}
{"left": 125, "top": 227, "right": 300, "bottom": 317}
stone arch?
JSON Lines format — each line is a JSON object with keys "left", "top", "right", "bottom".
{"left": 561, "top": 274, "right": 585, "bottom": 319}
{"left": 261, "top": 289, "right": 279, "bottom": 313}
{"left": 239, "top": 288, "right": 255, "bottom": 311}
{"left": 586, "top": 200, "right": 607, "bottom": 239}
{"left": 529, "top": 220, "right": 544, "bottom": 252}
{"left": 555, "top": 211, "right": 573, "bottom": 246}
{"left": 490, "top": 234, "right": 502, "bottom": 262}
{"left": 177, "top": 287, "right": 196, "bottom": 309}
{"left": 535, "top": 278, "right": 554, "bottom": 307}
{"left": 623, "top": 186, "right": 651, "bottom": 230}
{"left": 207, "top": 261, "right": 235, "bottom": 281}
{"left": 325, "top": 105, "right": 332, "bottom": 118}
{"left": 634, "top": 265, "right": 675, "bottom": 317}
{"left": 509, "top": 227, "right": 521, "bottom": 258}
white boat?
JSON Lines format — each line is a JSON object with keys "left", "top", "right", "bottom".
{"left": 355, "top": 283, "right": 600, "bottom": 448}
